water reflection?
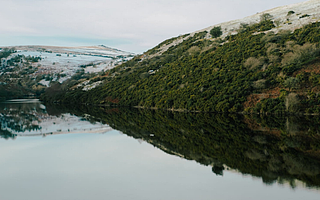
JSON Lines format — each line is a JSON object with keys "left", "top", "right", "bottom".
{"left": 56, "top": 105, "right": 320, "bottom": 189}
{"left": 1, "top": 102, "right": 320, "bottom": 192}
{"left": 0, "top": 100, "right": 112, "bottom": 139}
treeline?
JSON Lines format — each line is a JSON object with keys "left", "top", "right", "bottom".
{"left": 0, "top": 48, "right": 19, "bottom": 101}
{"left": 42, "top": 18, "right": 320, "bottom": 114}
{"left": 0, "top": 48, "right": 15, "bottom": 60}
{"left": 0, "top": 52, "right": 45, "bottom": 101}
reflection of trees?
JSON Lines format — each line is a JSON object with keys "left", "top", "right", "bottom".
{"left": 60, "top": 106, "right": 320, "bottom": 189}
{"left": 0, "top": 127, "right": 16, "bottom": 140}
{"left": 14, "top": 103, "right": 320, "bottom": 188}
{"left": 0, "top": 114, "right": 42, "bottom": 132}
{"left": 0, "top": 102, "right": 44, "bottom": 138}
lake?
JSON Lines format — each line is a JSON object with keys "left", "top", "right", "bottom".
{"left": 0, "top": 100, "right": 320, "bottom": 200}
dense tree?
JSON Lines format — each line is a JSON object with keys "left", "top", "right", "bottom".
{"left": 210, "top": 26, "right": 222, "bottom": 38}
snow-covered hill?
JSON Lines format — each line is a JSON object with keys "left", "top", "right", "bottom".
{"left": 0, "top": 45, "right": 134, "bottom": 91}
{"left": 153, "top": 0, "right": 320, "bottom": 57}
{"left": 5, "top": 45, "right": 133, "bottom": 82}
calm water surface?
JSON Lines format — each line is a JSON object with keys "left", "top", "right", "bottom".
{"left": 0, "top": 100, "right": 319, "bottom": 200}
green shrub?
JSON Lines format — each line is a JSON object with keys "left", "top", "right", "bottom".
{"left": 210, "top": 26, "right": 222, "bottom": 38}
{"left": 287, "top": 11, "right": 295, "bottom": 16}
{"left": 260, "top": 13, "right": 273, "bottom": 22}
{"left": 299, "top": 14, "right": 310, "bottom": 19}
{"left": 283, "top": 77, "right": 299, "bottom": 91}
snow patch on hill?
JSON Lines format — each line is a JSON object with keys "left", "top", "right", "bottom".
{"left": 154, "top": 0, "right": 320, "bottom": 56}
{"left": 200, "top": 0, "right": 320, "bottom": 37}
{"left": 1, "top": 45, "right": 134, "bottom": 89}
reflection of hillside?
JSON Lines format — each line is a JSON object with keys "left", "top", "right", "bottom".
{"left": 13, "top": 126, "right": 113, "bottom": 137}
{"left": 6, "top": 102, "right": 320, "bottom": 188}
{"left": 0, "top": 101, "right": 44, "bottom": 138}
{"left": 0, "top": 101, "right": 113, "bottom": 139}
{"left": 64, "top": 106, "right": 320, "bottom": 189}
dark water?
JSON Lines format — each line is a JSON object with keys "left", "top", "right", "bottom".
{"left": 1, "top": 100, "right": 320, "bottom": 200}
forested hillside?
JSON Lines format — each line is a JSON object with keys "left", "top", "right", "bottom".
{"left": 41, "top": 9, "right": 320, "bottom": 114}
{"left": 0, "top": 48, "right": 28, "bottom": 101}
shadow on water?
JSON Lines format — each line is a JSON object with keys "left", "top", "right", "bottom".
{"left": 2, "top": 102, "right": 320, "bottom": 189}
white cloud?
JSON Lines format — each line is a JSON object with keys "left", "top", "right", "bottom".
{"left": 0, "top": 0, "right": 307, "bottom": 53}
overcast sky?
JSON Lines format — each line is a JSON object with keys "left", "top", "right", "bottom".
{"left": 0, "top": 0, "right": 307, "bottom": 53}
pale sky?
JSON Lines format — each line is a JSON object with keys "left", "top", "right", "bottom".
{"left": 0, "top": 0, "right": 307, "bottom": 53}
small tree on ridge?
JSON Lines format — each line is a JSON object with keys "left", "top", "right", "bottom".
{"left": 210, "top": 26, "right": 222, "bottom": 38}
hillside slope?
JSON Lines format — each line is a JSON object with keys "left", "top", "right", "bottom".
{"left": 42, "top": 0, "right": 320, "bottom": 114}
{"left": 147, "top": 0, "right": 320, "bottom": 58}
{"left": 0, "top": 45, "right": 134, "bottom": 100}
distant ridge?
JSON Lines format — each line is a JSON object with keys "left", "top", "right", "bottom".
{"left": 3, "top": 45, "right": 134, "bottom": 57}
{"left": 0, "top": 45, "right": 134, "bottom": 100}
